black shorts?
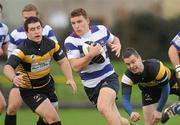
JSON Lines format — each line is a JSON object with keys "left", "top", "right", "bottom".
{"left": 19, "top": 78, "right": 58, "bottom": 112}
{"left": 169, "top": 69, "right": 180, "bottom": 96}
{"left": 84, "top": 73, "right": 119, "bottom": 105}
{"left": 139, "top": 85, "right": 163, "bottom": 106}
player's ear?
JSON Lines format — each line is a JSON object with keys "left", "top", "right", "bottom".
{"left": 139, "top": 56, "right": 142, "bottom": 61}
{"left": 87, "top": 18, "right": 90, "bottom": 24}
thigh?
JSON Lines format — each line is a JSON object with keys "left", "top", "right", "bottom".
{"left": 8, "top": 87, "right": 23, "bottom": 107}
{"left": 141, "top": 88, "right": 161, "bottom": 106}
{"left": 20, "top": 89, "right": 47, "bottom": 112}
{"left": 98, "top": 73, "right": 119, "bottom": 104}
{"left": 0, "top": 90, "right": 6, "bottom": 106}
{"left": 143, "top": 103, "right": 157, "bottom": 125}
{"left": 97, "top": 87, "right": 117, "bottom": 106}
{"left": 84, "top": 73, "right": 119, "bottom": 105}
{"left": 35, "top": 98, "right": 59, "bottom": 120}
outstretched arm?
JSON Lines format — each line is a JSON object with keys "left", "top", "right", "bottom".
{"left": 152, "top": 82, "right": 170, "bottom": 124}
{"left": 122, "top": 83, "right": 141, "bottom": 122}
{"left": 57, "top": 57, "right": 77, "bottom": 93}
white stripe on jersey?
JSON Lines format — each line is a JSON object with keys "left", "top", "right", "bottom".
{"left": 121, "top": 74, "right": 133, "bottom": 86}
{"left": 64, "top": 25, "right": 115, "bottom": 87}
{"left": 0, "top": 23, "right": 9, "bottom": 47}
{"left": 172, "top": 32, "right": 180, "bottom": 50}
{"left": 82, "top": 70, "right": 115, "bottom": 87}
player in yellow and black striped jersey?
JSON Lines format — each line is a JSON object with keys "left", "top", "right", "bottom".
{"left": 8, "top": 36, "right": 63, "bottom": 89}
{"left": 121, "top": 47, "right": 180, "bottom": 125}
{"left": 3, "top": 17, "right": 77, "bottom": 125}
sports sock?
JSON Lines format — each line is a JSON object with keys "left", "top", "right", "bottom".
{"left": 175, "top": 104, "right": 180, "bottom": 115}
{"left": 37, "top": 117, "right": 48, "bottom": 125}
{"left": 5, "top": 113, "right": 16, "bottom": 125}
{"left": 49, "top": 121, "right": 62, "bottom": 125}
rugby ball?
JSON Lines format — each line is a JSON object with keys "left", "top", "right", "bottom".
{"left": 82, "top": 41, "right": 106, "bottom": 64}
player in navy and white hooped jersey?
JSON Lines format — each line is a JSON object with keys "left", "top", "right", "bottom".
{"left": 0, "top": 22, "right": 9, "bottom": 56}
{"left": 170, "top": 32, "right": 180, "bottom": 50}
{"left": 65, "top": 25, "right": 115, "bottom": 88}
{"left": 0, "top": 3, "right": 8, "bottom": 115}
{"left": 165, "top": 33, "right": 180, "bottom": 124}
{"left": 168, "top": 32, "right": 180, "bottom": 90}
{"left": 64, "top": 8, "right": 130, "bottom": 125}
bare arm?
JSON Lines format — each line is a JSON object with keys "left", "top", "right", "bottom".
{"left": 69, "top": 44, "right": 102, "bottom": 72}
{"left": 108, "top": 36, "right": 121, "bottom": 57}
{"left": 3, "top": 64, "right": 16, "bottom": 82}
{"left": 3, "top": 64, "right": 25, "bottom": 87}
{"left": 168, "top": 45, "right": 179, "bottom": 67}
{"left": 57, "top": 57, "right": 77, "bottom": 93}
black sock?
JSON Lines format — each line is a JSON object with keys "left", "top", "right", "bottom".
{"left": 37, "top": 117, "right": 48, "bottom": 125}
{"left": 5, "top": 113, "right": 16, "bottom": 125}
{"left": 50, "top": 121, "right": 62, "bottom": 125}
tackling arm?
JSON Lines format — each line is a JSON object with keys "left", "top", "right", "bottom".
{"left": 156, "top": 83, "right": 170, "bottom": 112}
{"left": 122, "top": 83, "right": 133, "bottom": 116}
{"left": 57, "top": 57, "right": 77, "bottom": 93}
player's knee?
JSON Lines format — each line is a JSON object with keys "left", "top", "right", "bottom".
{"left": 97, "top": 103, "right": 110, "bottom": 114}
{"left": 0, "top": 101, "right": 6, "bottom": 112}
{"left": 121, "top": 117, "right": 130, "bottom": 125}
{"left": 7, "top": 103, "right": 20, "bottom": 114}
{"left": 44, "top": 113, "right": 60, "bottom": 124}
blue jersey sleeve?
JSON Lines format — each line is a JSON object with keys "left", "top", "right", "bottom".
{"left": 122, "top": 83, "right": 133, "bottom": 116}
{"left": 156, "top": 83, "right": 170, "bottom": 112}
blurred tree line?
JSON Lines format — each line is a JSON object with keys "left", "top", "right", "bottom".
{"left": 5, "top": 13, "right": 178, "bottom": 63}
{"left": 111, "top": 13, "right": 180, "bottom": 61}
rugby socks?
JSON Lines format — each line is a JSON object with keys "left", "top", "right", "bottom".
{"left": 175, "top": 104, "right": 180, "bottom": 115}
{"left": 50, "top": 121, "right": 62, "bottom": 125}
{"left": 37, "top": 117, "right": 48, "bottom": 125}
{"left": 5, "top": 113, "right": 16, "bottom": 125}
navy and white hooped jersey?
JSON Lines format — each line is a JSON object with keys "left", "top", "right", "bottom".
{"left": 8, "top": 25, "right": 57, "bottom": 57}
{"left": 64, "top": 25, "right": 115, "bottom": 88}
{"left": 0, "top": 22, "right": 9, "bottom": 47}
{"left": 171, "top": 32, "right": 180, "bottom": 50}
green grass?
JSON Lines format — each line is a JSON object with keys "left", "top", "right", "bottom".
{"left": 0, "top": 61, "right": 179, "bottom": 125}
{"left": 0, "top": 108, "right": 178, "bottom": 125}
{"left": 0, "top": 61, "right": 178, "bottom": 103}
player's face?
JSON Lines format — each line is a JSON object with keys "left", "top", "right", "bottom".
{"left": 26, "top": 22, "right": 43, "bottom": 43}
{"left": 123, "top": 55, "right": 144, "bottom": 74}
{"left": 22, "top": 11, "right": 37, "bottom": 21}
{"left": 70, "top": 15, "right": 90, "bottom": 36}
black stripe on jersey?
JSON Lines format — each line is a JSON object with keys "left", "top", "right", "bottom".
{"left": 7, "top": 54, "right": 22, "bottom": 69}
{"left": 124, "top": 59, "right": 168, "bottom": 87}
{"left": 7, "top": 36, "right": 64, "bottom": 89}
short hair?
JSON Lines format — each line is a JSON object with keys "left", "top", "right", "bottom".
{"left": 122, "top": 47, "right": 140, "bottom": 59}
{"left": 70, "top": 8, "right": 88, "bottom": 19}
{"left": 22, "top": 4, "right": 39, "bottom": 15}
{"left": 0, "top": 3, "right": 3, "bottom": 11}
{"left": 24, "top": 17, "right": 42, "bottom": 32}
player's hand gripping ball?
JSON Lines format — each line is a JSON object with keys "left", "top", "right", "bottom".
{"left": 82, "top": 41, "right": 106, "bottom": 64}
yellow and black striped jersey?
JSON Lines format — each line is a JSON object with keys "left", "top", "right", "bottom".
{"left": 7, "top": 36, "right": 65, "bottom": 89}
{"left": 121, "top": 59, "right": 169, "bottom": 88}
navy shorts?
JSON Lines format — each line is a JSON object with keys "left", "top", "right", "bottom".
{"left": 84, "top": 73, "right": 119, "bottom": 105}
